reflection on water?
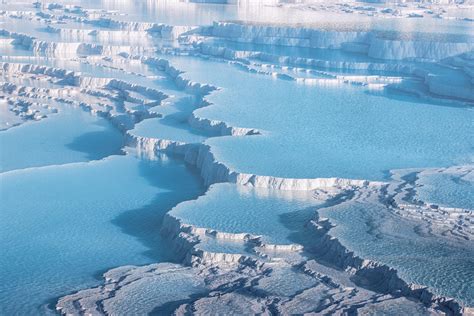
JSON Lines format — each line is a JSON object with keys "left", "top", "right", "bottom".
{"left": 2, "top": 0, "right": 473, "bottom": 35}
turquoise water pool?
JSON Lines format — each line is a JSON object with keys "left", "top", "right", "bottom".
{"left": 166, "top": 55, "right": 474, "bottom": 181}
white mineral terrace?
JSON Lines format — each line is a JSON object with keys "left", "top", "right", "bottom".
{"left": 0, "top": 0, "right": 473, "bottom": 315}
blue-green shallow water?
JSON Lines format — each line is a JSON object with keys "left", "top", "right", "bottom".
{"left": 0, "top": 0, "right": 473, "bottom": 311}
{"left": 162, "top": 53, "right": 474, "bottom": 305}
{"left": 417, "top": 172, "right": 474, "bottom": 209}
{"left": 317, "top": 201, "right": 474, "bottom": 306}
{"left": 171, "top": 183, "right": 316, "bottom": 245}
{"left": 0, "top": 154, "right": 204, "bottom": 315}
{"left": 165, "top": 55, "right": 474, "bottom": 181}
{"left": 0, "top": 103, "right": 204, "bottom": 315}
{"left": 0, "top": 106, "right": 123, "bottom": 173}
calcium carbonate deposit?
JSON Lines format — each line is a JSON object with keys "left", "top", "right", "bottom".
{"left": 0, "top": 0, "right": 473, "bottom": 315}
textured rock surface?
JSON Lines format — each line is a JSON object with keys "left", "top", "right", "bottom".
{"left": 0, "top": 1, "right": 472, "bottom": 314}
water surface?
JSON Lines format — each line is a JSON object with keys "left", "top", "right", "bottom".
{"left": 0, "top": 105, "right": 123, "bottom": 172}
{"left": 166, "top": 55, "right": 474, "bottom": 181}
{"left": 0, "top": 154, "right": 204, "bottom": 315}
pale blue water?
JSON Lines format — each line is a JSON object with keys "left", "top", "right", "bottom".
{"left": 131, "top": 92, "right": 214, "bottom": 144}
{"left": 123, "top": 61, "right": 215, "bottom": 144}
{"left": 132, "top": 114, "right": 211, "bottom": 144}
{"left": 0, "top": 154, "right": 203, "bottom": 315}
{"left": 161, "top": 53, "right": 474, "bottom": 306}
{"left": 417, "top": 171, "right": 474, "bottom": 209}
{"left": 317, "top": 201, "right": 474, "bottom": 306}
{"left": 0, "top": 0, "right": 473, "bottom": 312}
{"left": 171, "top": 183, "right": 316, "bottom": 245}
{"left": 0, "top": 99, "right": 204, "bottom": 315}
{"left": 166, "top": 55, "right": 474, "bottom": 181}
{"left": 171, "top": 180, "right": 474, "bottom": 305}
{"left": 0, "top": 105, "right": 123, "bottom": 172}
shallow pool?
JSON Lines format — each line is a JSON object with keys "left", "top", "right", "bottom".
{"left": 318, "top": 200, "right": 474, "bottom": 306}
{"left": 166, "top": 55, "right": 474, "bottom": 181}
{"left": 0, "top": 154, "right": 204, "bottom": 315}
{"left": 171, "top": 183, "right": 317, "bottom": 245}
{"left": 0, "top": 105, "right": 123, "bottom": 172}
